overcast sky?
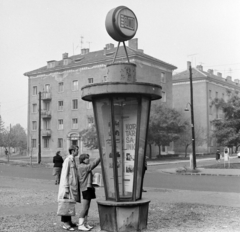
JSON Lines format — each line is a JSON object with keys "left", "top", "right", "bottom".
{"left": 0, "top": 0, "right": 239, "bottom": 129}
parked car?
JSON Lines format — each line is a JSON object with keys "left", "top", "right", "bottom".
{"left": 237, "top": 152, "right": 240, "bottom": 158}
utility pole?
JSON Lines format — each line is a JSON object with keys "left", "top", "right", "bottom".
{"left": 38, "top": 92, "right": 41, "bottom": 164}
{"left": 188, "top": 61, "right": 197, "bottom": 169}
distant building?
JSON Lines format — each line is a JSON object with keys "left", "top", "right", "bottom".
{"left": 24, "top": 39, "right": 176, "bottom": 157}
{"left": 173, "top": 65, "right": 240, "bottom": 154}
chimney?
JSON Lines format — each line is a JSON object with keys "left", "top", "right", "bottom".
{"left": 81, "top": 48, "right": 89, "bottom": 55}
{"left": 207, "top": 69, "right": 213, "bottom": 75}
{"left": 103, "top": 47, "right": 107, "bottom": 55}
{"left": 217, "top": 72, "right": 222, "bottom": 77}
{"left": 196, "top": 65, "right": 203, "bottom": 71}
{"left": 226, "top": 76, "right": 232, "bottom": 81}
{"left": 106, "top": 43, "right": 114, "bottom": 50}
{"left": 128, "top": 38, "right": 138, "bottom": 51}
{"left": 62, "top": 53, "right": 68, "bottom": 59}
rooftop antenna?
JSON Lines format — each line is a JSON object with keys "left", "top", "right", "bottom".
{"left": 87, "top": 41, "right": 92, "bottom": 50}
{"left": 80, "top": 36, "right": 84, "bottom": 53}
{"left": 187, "top": 53, "right": 198, "bottom": 67}
{"left": 228, "top": 68, "right": 232, "bottom": 76}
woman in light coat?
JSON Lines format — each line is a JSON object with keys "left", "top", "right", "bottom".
{"left": 58, "top": 145, "right": 81, "bottom": 231}
{"left": 77, "top": 153, "right": 100, "bottom": 231}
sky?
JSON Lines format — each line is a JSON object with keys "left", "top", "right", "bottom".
{"left": 0, "top": 0, "right": 240, "bottom": 130}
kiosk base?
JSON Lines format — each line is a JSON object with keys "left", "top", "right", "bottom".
{"left": 97, "top": 199, "right": 150, "bottom": 232}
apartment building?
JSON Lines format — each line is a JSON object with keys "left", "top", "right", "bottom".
{"left": 24, "top": 39, "right": 176, "bottom": 157}
{"left": 173, "top": 65, "right": 240, "bottom": 154}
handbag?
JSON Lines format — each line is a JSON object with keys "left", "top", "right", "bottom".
{"left": 57, "top": 198, "right": 76, "bottom": 216}
{"left": 92, "top": 173, "right": 103, "bottom": 187}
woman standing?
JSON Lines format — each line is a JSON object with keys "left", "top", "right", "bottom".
{"left": 58, "top": 145, "right": 80, "bottom": 231}
{"left": 53, "top": 151, "right": 64, "bottom": 185}
{"left": 77, "top": 154, "right": 100, "bottom": 231}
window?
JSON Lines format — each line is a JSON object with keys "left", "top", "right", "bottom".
{"left": 32, "top": 104, "right": 37, "bottom": 113}
{"left": 33, "top": 86, "right": 37, "bottom": 95}
{"left": 43, "top": 120, "right": 50, "bottom": 129}
{"left": 216, "top": 91, "right": 218, "bottom": 99}
{"left": 88, "top": 78, "right": 94, "bottom": 83}
{"left": 44, "top": 102, "right": 50, "bottom": 111}
{"left": 160, "top": 72, "right": 166, "bottom": 83}
{"left": 161, "top": 91, "right": 166, "bottom": 102}
{"left": 43, "top": 138, "right": 50, "bottom": 148}
{"left": 72, "top": 80, "right": 78, "bottom": 91}
{"left": 72, "top": 99, "right": 78, "bottom": 110}
{"left": 72, "top": 118, "right": 78, "bottom": 129}
{"left": 58, "top": 101, "right": 63, "bottom": 111}
{"left": 32, "top": 121, "right": 37, "bottom": 131}
{"left": 31, "top": 139, "right": 36, "bottom": 148}
{"left": 58, "top": 119, "right": 63, "bottom": 130}
{"left": 58, "top": 138, "right": 63, "bottom": 148}
{"left": 87, "top": 116, "right": 94, "bottom": 127}
{"left": 58, "top": 82, "right": 64, "bottom": 92}
{"left": 87, "top": 102, "right": 92, "bottom": 109}
{"left": 103, "top": 76, "right": 107, "bottom": 82}
{"left": 209, "top": 90, "right": 212, "bottom": 99}
{"left": 45, "top": 84, "right": 50, "bottom": 92}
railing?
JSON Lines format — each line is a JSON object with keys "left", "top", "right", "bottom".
{"left": 41, "top": 92, "right": 51, "bottom": 100}
{"left": 41, "top": 110, "right": 51, "bottom": 118}
{"left": 42, "top": 129, "right": 51, "bottom": 137}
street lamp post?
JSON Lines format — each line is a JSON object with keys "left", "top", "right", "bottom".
{"left": 187, "top": 61, "right": 196, "bottom": 169}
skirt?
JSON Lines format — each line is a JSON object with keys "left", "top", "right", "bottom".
{"left": 82, "top": 187, "right": 96, "bottom": 200}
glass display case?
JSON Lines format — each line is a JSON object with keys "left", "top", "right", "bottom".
{"left": 93, "top": 95, "right": 150, "bottom": 201}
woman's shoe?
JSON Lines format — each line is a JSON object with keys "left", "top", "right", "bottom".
{"left": 78, "top": 224, "right": 90, "bottom": 231}
{"left": 78, "top": 218, "right": 90, "bottom": 231}
{"left": 63, "top": 223, "right": 75, "bottom": 231}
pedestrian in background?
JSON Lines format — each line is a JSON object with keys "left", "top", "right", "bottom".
{"left": 53, "top": 151, "right": 64, "bottom": 185}
{"left": 142, "top": 156, "right": 148, "bottom": 192}
{"left": 77, "top": 153, "right": 100, "bottom": 231}
{"left": 216, "top": 149, "right": 221, "bottom": 162}
{"left": 58, "top": 145, "right": 80, "bottom": 231}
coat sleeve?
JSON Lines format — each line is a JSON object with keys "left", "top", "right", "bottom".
{"left": 88, "top": 157, "right": 101, "bottom": 171}
{"left": 61, "top": 158, "right": 70, "bottom": 188}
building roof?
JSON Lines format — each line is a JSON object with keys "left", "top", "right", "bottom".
{"left": 173, "top": 65, "right": 240, "bottom": 89}
{"left": 24, "top": 44, "right": 177, "bottom": 76}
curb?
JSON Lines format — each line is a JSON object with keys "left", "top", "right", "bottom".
{"left": 161, "top": 170, "right": 240, "bottom": 177}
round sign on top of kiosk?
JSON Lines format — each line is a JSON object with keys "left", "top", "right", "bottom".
{"left": 105, "top": 6, "right": 138, "bottom": 42}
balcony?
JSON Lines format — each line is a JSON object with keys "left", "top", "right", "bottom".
{"left": 42, "top": 92, "right": 51, "bottom": 101}
{"left": 41, "top": 110, "right": 51, "bottom": 118}
{"left": 42, "top": 129, "right": 51, "bottom": 137}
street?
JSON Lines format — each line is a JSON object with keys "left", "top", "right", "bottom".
{"left": 1, "top": 158, "right": 240, "bottom": 231}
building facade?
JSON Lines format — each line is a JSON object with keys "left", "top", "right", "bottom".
{"left": 173, "top": 65, "right": 240, "bottom": 154}
{"left": 24, "top": 39, "right": 176, "bottom": 157}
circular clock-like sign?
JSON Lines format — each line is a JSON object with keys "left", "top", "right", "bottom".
{"left": 105, "top": 6, "right": 138, "bottom": 42}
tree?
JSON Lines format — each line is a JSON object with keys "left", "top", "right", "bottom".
{"left": 147, "top": 105, "right": 188, "bottom": 156}
{"left": 212, "top": 95, "right": 240, "bottom": 150}
{"left": 0, "top": 115, "right": 5, "bottom": 147}
{"left": 177, "top": 124, "right": 206, "bottom": 157}
{"left": 10, "top": 124, "right": 27, "bottom": 153}
{"left": 80, "top": 124, "right": 98, "bottom": 150}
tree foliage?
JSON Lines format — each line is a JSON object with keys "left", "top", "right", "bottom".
{"left": 177, "top": 124, "right": 206, "bottom": 157}
{"left": 0, "top": 116, "right": 6, "bottom": 147}
{"left": 80, "top": 124, "right": 98, "bottom": 150}
{"left": 10, "top": 124, "right": 27, "bottom": 151}
{"left": 212, "top": 95, "right": 240, "bottom": 148}
{"left": 147, "top": 105, "right": 188, "bottom": 155}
